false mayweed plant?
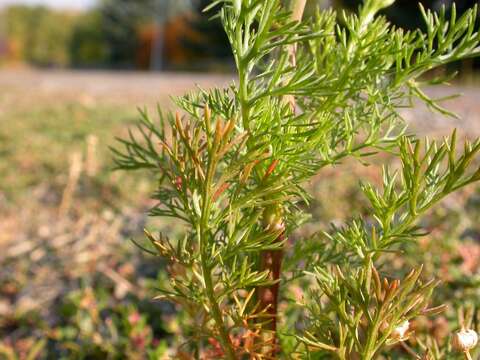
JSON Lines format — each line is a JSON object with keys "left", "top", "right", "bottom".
{"left": 113, "top": 0, "right": 480, "bottom": 358}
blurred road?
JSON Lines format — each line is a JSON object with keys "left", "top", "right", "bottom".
{"left": 1, "top": 69, "right": 479, "bottom": 137}
{"left": 0, "top": 69, "right": 232, "bottom": 108}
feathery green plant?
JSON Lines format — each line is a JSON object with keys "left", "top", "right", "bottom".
{"left": 113, "top": 0, "right": 480, "bottom": 358}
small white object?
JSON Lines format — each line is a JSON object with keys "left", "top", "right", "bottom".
{"left": 452, "top": 329, "right": 478, "bottom": 352}
{"left": 391, "top": 320, "right": 410, "bottom": 341}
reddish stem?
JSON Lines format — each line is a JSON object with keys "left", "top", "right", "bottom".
{"left": 257, "top": 232, "right": 285, "bottom": 354}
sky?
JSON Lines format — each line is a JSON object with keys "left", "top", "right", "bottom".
{"left": 0, "top": 0, "right": 97, "bottom": 9}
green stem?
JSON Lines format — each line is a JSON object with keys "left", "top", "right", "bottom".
{"left": 201, "top": 249, "right": 236, "bottom": 359}
{"left": 198, "top": 149, "right": 236, "bottom": 359}
{"left": 239, "top": 65, "right": 250, "bottom": 131}
{"left": 363, "top": 317, "right": 381, "bottom": 360}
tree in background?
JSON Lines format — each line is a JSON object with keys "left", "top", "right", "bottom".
{"left": 95, "top": 0, "right": 151, "bottom": 68}
{"left": 3, "top": 6, "right": 76, "bottom": 67}
{"left": 70, "top": 11, "right": 109, "bottom": 67}
{"left": 181, "top": 0, "right": 232, "bottom": 69}
{"left": 0, "top": 0, "right": 478, "bottom": 71}
{"left": 96, "top": 0, "right": 194, "bottom": 69}
{"left": 0, "top": 0, "right": 223, "bottom": 70}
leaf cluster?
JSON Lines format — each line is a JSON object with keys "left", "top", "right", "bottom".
{"left": 113, "top": 0, "right": 480, "bottom": 357}
{"left": 300, "top": 263, "right": 444, "bottom": 359}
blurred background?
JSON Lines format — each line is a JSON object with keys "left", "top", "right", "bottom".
{"left": 1, "top": 0, "right": 480, "bottom": 358}
{"left": 0, "top": 0, "right": 478, "bottom": 71}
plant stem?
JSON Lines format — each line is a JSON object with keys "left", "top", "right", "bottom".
{"left": 258, "top": 232, "right": 285, "bottom": 351}
{"left": 201, "top": 251, "right": 237, "bottom": 359}
{"left": 283, "top": 0, "right": 307, "bottom": 110}
{"left": 290, "top": 0, "right": 307, "bottom": 25}
{"left": 199, "top": 150, "right": 236, "bottom": 359}
{"left": 399, "top": 342, "right": 421, "bottom": 359}
{"left": 256, "top": 1, "right": 307, "bottom": 355}
{"left": 239, "top": 65, "right": 250, "bottom": 131}
{"left": 362, "top": 309, "right": 382, "bottom": 360}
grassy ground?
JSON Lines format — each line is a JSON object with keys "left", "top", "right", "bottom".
{"left": 0, "top": 70, "right": 230, "bottom": 358}
{"left": 1, "top": 69, "right": 480, "bottom": 358}
{"left": 0, "top": 70, "right": 230, "bottom": 204}
{"left": 0, "top": 103, "right": 129, "bottom": 199}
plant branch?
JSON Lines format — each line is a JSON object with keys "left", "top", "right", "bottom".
{"left": 290, "top": 0, "right": 307, "bottom": 24}
{"left": 256, "top": 0, "right": 307, "bottom": 354}
{"left": 199, "top": 142, "right": 236, "bottom": 359}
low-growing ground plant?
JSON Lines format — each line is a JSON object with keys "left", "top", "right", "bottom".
{"left": 114, "top": 0, "right": 480, "bottom": 358}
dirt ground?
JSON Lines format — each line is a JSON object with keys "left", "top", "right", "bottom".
{"left": 0, "top": 69, "right": 231, "bottom": 111}
{"left": 1, "top": 69, "right": 479, "bottom": 136}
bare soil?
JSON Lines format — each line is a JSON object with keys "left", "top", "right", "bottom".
{"left": 1, "top": 69, "right": 479, "bottom": 136}
{"left": 0, "top": 69, "right": 232, "bottom": 109}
